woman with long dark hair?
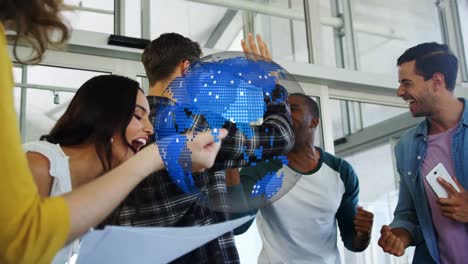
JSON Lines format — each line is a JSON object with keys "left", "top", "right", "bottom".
{"left": 24, "top": 75, "right": 153, "bottom": 263}
{"left": 0, "top": 1, "right": 226, "bottom": 263}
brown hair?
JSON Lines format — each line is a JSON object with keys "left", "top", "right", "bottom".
{"left": 0, "top": 0, "right": 71, "bottom": 63}
{"left": 142, "top": 33, "right": 202, "bottom": 86}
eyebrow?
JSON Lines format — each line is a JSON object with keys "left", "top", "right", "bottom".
{"left": 135, "top": 104, "right": 148, "bottom": 113}
{"left": 399, "top": 78, "right": 412, "bottom": 83}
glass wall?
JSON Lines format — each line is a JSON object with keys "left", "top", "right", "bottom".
{"left": 136, "top": 76, "right": 150, "bottom": 94}
{"left": 13, "top": 67, "right": 22, "bottom": 121}
{"left": 150, "top": 0, "right": 230, "bottom": 48}
{"left": 63, "top": 0, "right": 115, "bottom": 34}
{"left": 341, "top": 142, "right": 415, "bottom": 264}
{"left": 319, "top": 0, "right": 338, "bottom": 67}
{"left": 252, "top": 0, "right": 309, "bottom": 63}
{"left": 351, "top": 0, "right": 442, "bottom": 75}
{"left": 458, "top": 0, "right": 468, "bottom": 82}
{"left": 14, "top": 65, "right": 109, "bottom": 142}
{"left": 149, "top": 0, "right": 309, "bottom": 63}
{"left": 331, "top": 99, "right": 407, "bottom": 140}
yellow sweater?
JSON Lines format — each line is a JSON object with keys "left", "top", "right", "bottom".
{"left": 0, "top": 23, "right": 70, "bottom": 264}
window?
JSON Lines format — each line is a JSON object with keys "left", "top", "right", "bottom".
{"left": 457, "top": 0, "right": 468, "bottom": 82}
{"left": 361, "top": 102, "right": 407, "bottom": 127}
{"left": 16, "top": 65, "right": 108, "bottom": 142}
{"left": 331, "top": 99, "right": 407, "bottom": 140}
{"left": 24, "top": 89, "right": 75, "bottom": 142}
{"left": 252, "top": 0, "right": 308, "bottom": 63}
{"left": 342, "top": 143, "right": 415, "bottom": 264}
{"left": 136, "top": 76, "right": 150, "bottom": 95}
{"left": 149, "top": 0, "right": 308, "bottom": 62}
{"left": 28, "top": 65, "right": 106, "bottom": 88}
{"left": 351, "top": 0, "right": 442, "bottom": 75}
{"left": 63, "top": 0, "right": 114, "bottom": 34}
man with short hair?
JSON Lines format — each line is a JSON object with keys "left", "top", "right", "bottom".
{"left": 229, "top": 93, "right": 374, "bottom": 263}
{"left": 378, "top": 42, "right": 468, "bottom": 264}
{"left": 105, "top": 33, "right": 295, "bottom": 263}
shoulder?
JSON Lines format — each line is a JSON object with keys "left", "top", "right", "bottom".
{"left": 321, "top": 150, "right": 353, "bottom": 173}
{"left": 24, "top": 142, "right": 56, "bottom": 181}
{"left": 321, "top": 150, "right": 358, "bottom": 187}
{"left": 25, "top": 151, "right": 52, "bottom": 180}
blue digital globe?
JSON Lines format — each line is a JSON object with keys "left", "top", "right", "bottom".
{"left": 153, "top": 51, "right": 305, "bottom": 213}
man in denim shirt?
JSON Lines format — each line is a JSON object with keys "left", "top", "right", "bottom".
{"left": 378, "top": 43, "right": 468, "bottom": 264}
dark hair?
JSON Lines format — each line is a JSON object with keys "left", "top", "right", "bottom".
{"left": 142, "top": 33, "right": 202, "bottom": 86}
{"left": 290, "top": 93, "right": 320, "bottom": 119}
{"left": 41, "top": 75, "right": 142, "bottom": 171}
{"left": 0, "top": 0, "right": 70, "bottom": 64}
{"left": 397, "top": 42, "right": 458, "bottom": 91}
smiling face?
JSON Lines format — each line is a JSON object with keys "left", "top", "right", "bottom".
{"left": 111, "top": 90, "right": 153, "bottom": 164}
{"left": 289, "top": 95, "right": 319, "bottom": 148}
{"left": 397, "top": 61, "right": 437, "bottom": 117}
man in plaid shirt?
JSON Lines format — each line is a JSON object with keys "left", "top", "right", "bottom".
{"left": 104, "top": 33, "right": 294, "bottom": 263}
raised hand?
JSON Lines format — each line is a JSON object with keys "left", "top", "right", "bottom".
{"left": 241, "top": 33, "right": 272, "bottom": 60}
{"left": 437, "top": 176, "right": 468, "bottom": 223}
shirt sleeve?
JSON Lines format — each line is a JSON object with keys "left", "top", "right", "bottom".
{"left": 226, "top": 184, "right": 256, "bottom": 235}
{"left": 0, "top": 23, "right": 70, "bottom": 264}
{"left": 335, "top": 158, "right": 360, "bottom": 252}
{"left": 389, "top": 143, "right": 422, "bottom": 246}
{"left": 211, "top": 85, "right": 294, "bottom": 171}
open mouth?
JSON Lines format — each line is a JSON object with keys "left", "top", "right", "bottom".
{"left": 405, "top": 99, "right": 415, "bottom": 109}
{"left": 130, "top": 138, "right": 147, "bottom": 153}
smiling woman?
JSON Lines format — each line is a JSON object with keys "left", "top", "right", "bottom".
{"left": 23, "top": 75, "right": 153, "bottom": 264}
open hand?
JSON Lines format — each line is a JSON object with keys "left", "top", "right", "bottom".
{"left": 241, "top": 33, "right": 272, "bottom": 60}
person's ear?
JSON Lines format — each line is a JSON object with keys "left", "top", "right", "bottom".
{"left": 310, "top": 117, "right": 320, "bottom": 129}
{"left": 182, "top": 60, "right": 190, "bottom": 74}
{"left": 432, "top": 72, "right": 446, "bottom": 92}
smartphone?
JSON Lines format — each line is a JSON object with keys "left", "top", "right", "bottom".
{"left": 425, "top": 163, "right": 460, "bottom": 198}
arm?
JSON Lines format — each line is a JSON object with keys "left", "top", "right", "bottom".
{"left": 65, "top": 130, "right": 226, "bottom": 241}
{"left": 377, "top": 143, "right": 418, "bottom": 257}
{"left": 226, "top": 168, "right": 257, "bottom": 235}
{"left": 228, "top": 158, "right": 283, "bottom": 234}
{"left": 352, "top": 207, "right": 374, "bottom": 251}
{"left": 26, "top": 152, "right": 53, "bottom": 197}
{"left": 211, "top": 92, "right": 293, "bottom": 171}
{"left": 377, "top": 176, "right": 416, "bottom": 256}
{"left": 389, "top": 170, "right": 420, "bottom": 242}
{"left": 335, "top": 160, "right": 366, "bottom": 252}
{"left": 1, "top": 131, "right": 223, "bottom": 264}
{"left": 210, "top": 33, "right": 294, "bottom": 171}
{"left": 63, "top": 144, "right": 163, "bottom": 241}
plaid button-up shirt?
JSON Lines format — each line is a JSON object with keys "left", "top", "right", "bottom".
{"left": 108, "top": 92, "right": 294, "bottom": 263}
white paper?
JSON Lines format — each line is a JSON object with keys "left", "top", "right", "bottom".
{"left": 76, "top": 215, "right": 254, "bottom": 264}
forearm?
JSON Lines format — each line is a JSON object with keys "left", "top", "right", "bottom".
{"left": 212, "top": 110, "right": 293, "bottom": 170}
{"left": 63, "top": 144, "right": 163, "bottom": 242}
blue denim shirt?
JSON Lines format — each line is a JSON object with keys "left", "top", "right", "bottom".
{"left": 391, "top": 98, "right": 468, "bottom": 264}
